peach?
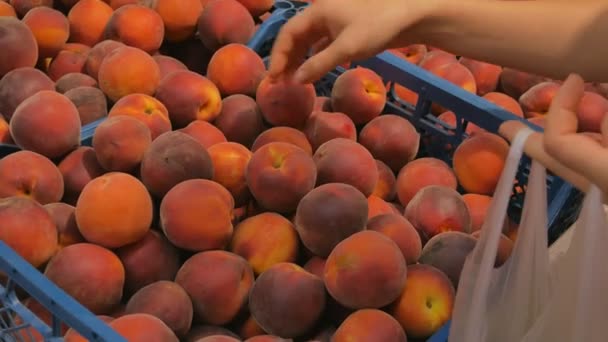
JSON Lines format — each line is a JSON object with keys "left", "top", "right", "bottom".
{"left": 186, "top": 326, "right": 241, "bottom": 342}
{"left": 462, "top": 193, "right": 492, "bottom": 232}
{"left": 207, "top": 43, "right": 266, "bottom": 97}
{"left": 256, "top": 76, "right": 316, "bottom": 128}
{"left": 251, "top": 126, "right": 313, "bottom": 156}
{"left": 108, "top": 93, "right": 171, "bottom": 140}
{"left": 396, "top": 157, "right": 457, "bottom": 207}
{"left": 0, "top": 17, "right": 38, "bottom": 77}
{"left": 471, "top": 230, "right": 514, "bottom": 267}
{"left": 64, "top": 316, "right": 115, "bottom": 341}
{"left": 0, "top": 2, "right": 16, "bottom": 17}
{"left": 577, "top": 91, "right": 608, "bottom": 133}
{"left": 518, "top": 81, "right": 561, "bottom": 118}
{"left": 44, "top": 243, "right": 125, "bottom": 314}
{"left": 389, "top": 264, "right": 455, "bottom": 339}
{"left": 85, "top": 39, "right": 126, "bottom": 81}
{"left": 459, "top": 57, "right": 502, "bottom": 95}
{"left": 367, "top": 195, "right": 398, "bottom": 219}
{"left": 115, "top": 229, "right": 181, "bottom": 295}
{"left": 140, "top": 131, "right": 214, "bottom": 198}
{"left": 92, "top": 115, "right": 152, "bottom": 172}
{"left": 390, "top": 44, "right": 428, "bottom": 65}
{"left": 56, "top": 73, "right": 98, "bottom": 93}
{"left": 235, "top": 0, "right": 272, "bottom": 17}
{"left": 176, "top": 250, "right": 254, "bottom": 325}
{"left": 103, "top": 0, "right": 140, "bottom": 9}
{"left": 484, "top": 91, "right": 524, "bottom": 117}
{"left": 208, "top": 142, "right": 252, "bottom": 207}
{"left": 98, "top": 46, "right": 161, "bottom": 102}
{"left": 249, "top": 263, "right": 326, "bottom": 338}
{"left": 160, "top": 179, "right": 233, "bottom": 251}
{"left": 330, "top": 67, "right": 386, "bottom": 125}
{"left": 9, "top": 0, "right": 52, "bottom": 16}
{"left": 46, "top": 43, "right": 91, "bottom": 81}
{"left": 155, "top": 70, "right": 222, "bottom": 128}
{"left": 303, "top": 110, "right": 357, "bottom": 152}
{"left": 154, "top": 0, "right": 203, "bottom": 42}
{"left": 43, "top": 202, "right": 84, "bottom": 250}
{"left": 125, "top": 280, "right": 193, "bottom": 337}
{"left": 0, "top": 67, "right": 54, "bottom": 120}
{"left": 303, "top": 256, "right": 326, "bottom": 279}
{"left": 22, "top": 7, "right": 69, "bottom": 59}
{"left": 0, "top": 150, "right": 64, "bottom": 204}
{"left": 371, "top": 159, "right": 396, "bottom": 201}
{"left": 178, "top": 120, "right": 227, "bottom": 148}
{"left": 367, "top": 213, "right": 422, "bottom": 265}
{"left": 359, "top": 114, "right": 420, "bottom": 173}
{"left": 75, "top": 172, "right": 153, "bottom": 248}
{"left": 0, "top": 115, "right": 11, "bottom": 144}
{"left": 214, "top": 94, "right": 264, "bottom": 148}
{"left": 246, "top": 142, "right": 317, "bottom": 213}
{"left": 238, "top": 314, "right": 268, "bottom": 339}
{"left": 392, "top": 83, "right": 419, "bottom": 106}
{"left": 313, "top": 138, "right": 378, "bottom": 197}
{"left": 104, "top": 4, "right": 165, "bottom": 54}
{"left": 324, "top": 230, "right": 407, "bottom": 309}
{"left": 108, "top": 314, "right": 178, "bottom": 341}
{"left": 313, "top": 96, "right": 332, "bottom": 112}
{"left": 57, "top": 146, "right": 105, "bottom": 204}
{"left": 64, "top": 86, "right": 109, "bottom": 125}
{"left": 418, "top": 231, "right": 477, "bottom": 289}
{"left": 153, "top": 54, "right": 188, "bottom": 81}
{"left": 500, "top": 67, "right": 549, "bottom": 99}
{"left": 0, "top": 197, "right": 57, "bottom": 267}
{"left": 453, "top": 132, "right": 509, "bottom": 195}
{"left": 197, "top": 0, "right": 255, "bottom": 51}
{"left": 333, "top": 309, "right": 407, "bottom": 342}
{"left": 426, "top": 62, "right": 477, "bottom": 113}
{"left": 229, "top": 212, "right": 299, "bottom": 275}
{"left": 418, "top": 50, "right": 458, "bottom": 71}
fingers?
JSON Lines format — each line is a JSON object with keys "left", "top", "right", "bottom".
{"left": 544, "top": 73, "right": 585, "bottom": 140}
{"left": 498, "top": 120, "right": 528, "bottom": 142}
{"left": 293, "top": 30, "right": 357, "bottom": 83}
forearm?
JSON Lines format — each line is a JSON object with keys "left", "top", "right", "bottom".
{"left": 413, "top": 0, "right": 608, "bottom": 82}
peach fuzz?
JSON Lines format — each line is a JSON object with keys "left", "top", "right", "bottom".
{"left": 0, "top": 197, "right": 57, "bottom": 267}
{"left": 46, "top": 43, "right": 91, "bottom": 81}
{"left": 44, "top": 243, "right": 125, "bottom": 314}
{"left": 330, "top": 67, "right": 387, "bottom": 125}
{"left": 98, "top": 46, "right": 161, "bottom": 102}
{"left": 389, "top": 44, "right": 428, "bottom": 65}
{"left": 153, "top": 54, "right": 188, "bottom": 81}
{"left": 459, "top": 57, "right": 502, "bottom": 95}
{"left": 256, "top": 76, "right": 316, "bottom": 128}
{"left": 43, "top": 202, "right": 84, "bottom": 250}
{"left": 104, "top": 4, "right": 165, "bottom": 54}
{"left": 178, "top": 120, "right": 227, "bottom": 148}
{"left": 197, "top": 0, "right": 255, "bottom": 51}
{"left": 85, "top": 39, "right": 126, "bottom": 81}
{"left": 0, "top": 17, "right": 38, "bottom": 77}
{"left": 453, "top": 132, "right": 510, "bottom": 195}
{"left": 303, "top": 110, "right": 357, "bottom": 152}
{"left": 154, "top": 0, "right": 203, "bottom": 42}
{"left": 372, "top": 159, "right": 396, "bottom": 201}
{"left": 75, "top": 172, "right": 153, "bottom": 248}
{"left": 324, "top": 230, "right": 407, "bottom": 309}
{"left": 368, "top": 213, "right": 422, "bottom": 265}
{"left": 367, "top": 195, "right": 398, "bottom": 220}
{"left": 155, "top": 70, "right": 222, "bottom": 128}
{"left": 0, "top": 67, "right": 54, "bottom": 121}
{"left": 115, "top": 229, "right": 181, "bottom": 295}
{"left": 208, "top": 142, "right": 252, "bottom": 206}
{"left": 0, "top": 151, "right": 64, "bottom": 204}
{"left": 108, "top": 314, "right": 178, "bottom": 341}
{"left": 10, "top": 90, "right": 81, "bottom": 159}
{"left": 57, "top": 146, "right": 105, "bottom": 204}
{"left": 56, "top": 73, "right": 98, "bottom": 93}
{"left": 108, "top": 93, "right": 171, "bottom": 140}
{"left": 176, "top": 251, "right": 254, "bottom": 325}
{"left": 390, "top": 264, "right": 455, "bottom": 339}
{"left": 419, "top": 231, "right": 477, "bottom": 289}
{"left": 251, "top": 126, "right": 313, "bottom": 156}
{"left": 92, "top": 115, "right": 152, "bottom": 172}
{"left": 160, "top": 179, "right": 233, "bottom": 251}
{"left": 22, "top": 7, "right": 69, "bottom": 59}
{"left": 518, "top": 81, "right": 561, "bottom": 118}
{"left": 236, "top": 0, "right": 273, "bottom": 17}
{"left": 0, "top": 2, "right": 16, "bottom": 17}
{"left": 249, "top": 263, "right": 326, "bottom": 338}
{"left": 246, "top": 142, "right": 317, "bottom": 213}
{"left": 314, "top": 138, "right": 378, "bottom": 197}
{"left": 62, "top": 86, "right": 108, "bottom": 124}
{"left": 207, "top": 43, "right": 266, "bottom": 97}
{"left": 471, "top": 230, "right": 514, "bottom": 267}
{"left": 333, "top": 309, "right": 407, "bottom": 342}
{"left": 214, "top": 94, "right": 264, "bottom": 148}
{"left": 500, "top": 67, "right": 549, "bottom": 99}
{"left": 462, "top": 193, "right": 492, "bottom": 231}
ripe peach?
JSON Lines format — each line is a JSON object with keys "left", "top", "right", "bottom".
{"left": 462, "top": 193, "right": 492, "bottom": 232}
{"left": 207, "top": 43, "right": 266, "bottom": 97}
{"left": 64, "top": 316, "right": 115, "bottom": 341}
{"left": 43, "top": 202, "right": 84, "bottom": 250}
{"left": 176, "top": 251, "right": 254, "bottom": 325}
{"left": 64, "top": 86, "right": 108, "bottom": 125}
{"left": 251, "top": 126, "right": 313, "bottom": 156}
{"left": 313, "top": 138, "right": 378, "bottom": 197}
{"left": 249, "top": 263, "right": 326, "bottom": 338}
{"left": 0, "top": 150, "right": 64, "bottom": 204}
{"left": 372, "top": 159, "right": 396, "bottom": 201}
{"left": 46, "top": 43, "right": 91, "bottom": 81}
{"left": 22, "top": 7, "right": 69, "bottom": 59}
{"left": 56, "top": 73, "right": 98, "bottom": 93}
{"left": 333, "top": 309, "right": 407, "bottom": 342}
{"left": 107, "top": 93, "right": 171, "bottom": 140}
{"left": 303, "top": 110, "right": 357, "bottom": 152}
{"left": 390, "top": 264, "right": 455, "bottom": 339}
{"left": 256, "top": 76, "right": 316, "bottom": 128}
{"left": 470, "top": 230, "right": 514, "bottom": 267}
{"left": 109, "top": 314, "right": 178, "bottom": 341}
{"left": 303, "top": 256, "right": 326, "bottom": 279}
{"left": 197, "top": 0, "right": 255, "bottom": 51}
{"left": 418, "top": 50, "right": 458, "bottom": 71}
{"left": 324, "top": 230, "right": 407, "bottom": 309}
{"left": 484, "top": 91, "right": 524, "bottom": 118}
{"left": 104, "top": 4, "right": 165, "bottom": 54}
{"left": 0, "top": 2, "right": 16, "bottom": 17}
{"left": 577, "top": 91, "right": 608, "bottom": 133}
{"left": 178, "top": 120, "right": 227, "bottom": 148}
{"left": 9, "top": 0, "right": 52, "bottom": 17}
{"left": 208, "top": 142, "right": 252, "bottom": 207}
{"left": 154, "top": 0, "right": 203, "bottom": 42}
{"left": 237, "top": 314, "right": 267, "bottom": 340}
{"left": 92, "top": 115, "right": 152, "bottom": 172}
{"left": 427, "top": 62, "right": 477, "bottom": 113}
{"left": 459, "top": 57, "right": 502, "bottom": 95}
{"left": 330, "top": 67, "right": 386, "bottom": 125}
{"left": 367, "top": 195, "right": 398, "bottom": 219}
{"left": 313, "top": 96, "right": 332, "bottom": 112}
{"left": 98, "top": 46, "right": 161, "bottom": 102}
{"left": 214, "top": 94, "right": 264, "bottom": 148}
{"left": 367, "top": 213, "right": 422, "bottom": 265}
{"left": 0, "top": 196, "right": 57, "bottom": 267}
{"left": 10, "top": 90, "right": 81, "bottom": 159}
{"left": 396, "top": 157, "right": 457, "bottom": 207}
{"left": 103, "top": 0, "right": 140, "bottom": 9}
{"left": 153, "top": 54, "right": 188, "bottom": 81}
{"left": 140, "top": 131, "right": 214, "bottom": 198}
{"left": 57, "top": 146, "right": 105, "bottom": 204}
{"left": 500, "top": 67, "right": 549, "bottom": 99}
{"left": 0, "top": 67, "right": 54, "bottom": 120}
{"left": 390, "top": 44, "right": 428, "bottom": 65}
{"left": 246, "top": 142, "right": 317, "bottom": 213}
{"left": 229, "top": 212, "right": 299, "bottom": 275}
{"left": 44, "top": 243, "right": 125, "bottom": 314}
{"left": 0, "top": 17, "right": 38, "bottom": 77}
{"left": 155, "top": 70, "right": 222, "bottom": 128}
{"left": 160, "top": 179, "right": 233, "bottom": 251}
{"left": 453, "top": 132, "right": 509, "bottom": 195}
{"left": 518, "top": 81, "right": 561, "bottom": 118}
{"left": 85, "top": 39, "right": 126, "bottom": 81}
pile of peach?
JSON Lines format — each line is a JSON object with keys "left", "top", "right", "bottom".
{"left": 0, "top": 1, "right": 607, "bottom": 342}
